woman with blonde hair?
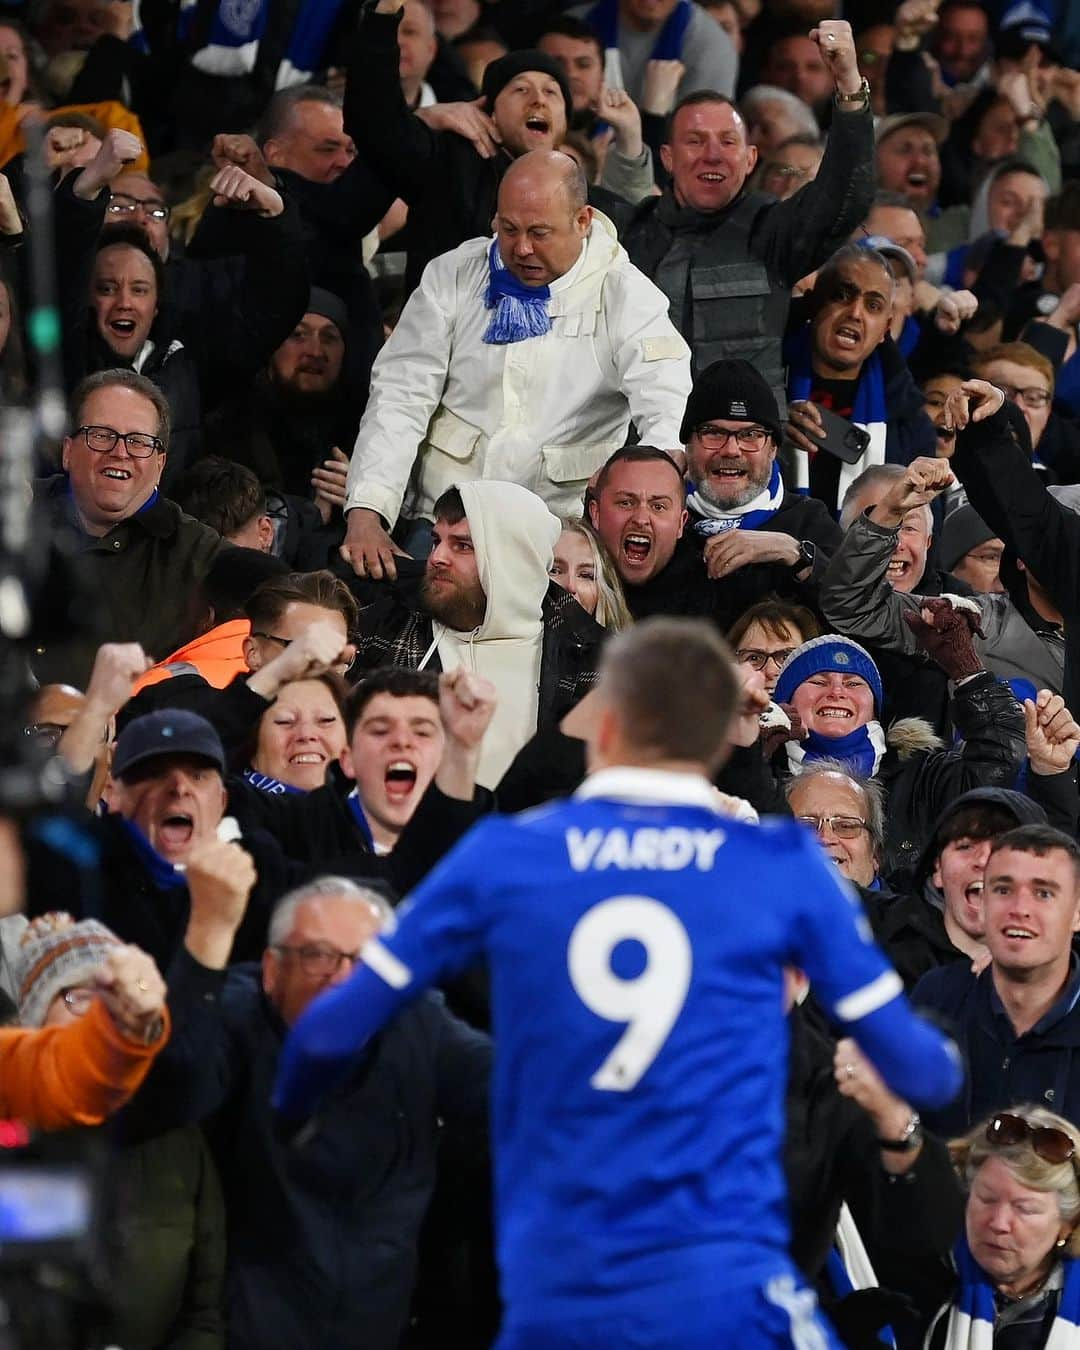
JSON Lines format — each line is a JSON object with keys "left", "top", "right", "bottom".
{"left": 922, "top": 1106, "right": 1080, "bottom": 1347}
{"left": 550, "top": 517, "right": 631, "bottom": 631}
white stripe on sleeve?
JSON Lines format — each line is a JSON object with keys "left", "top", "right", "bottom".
{"left": 833, "top": 969, "right": 904, "bottom": 1023}
{"left": 361, "top": 938, "right": 413, "bottom": 990}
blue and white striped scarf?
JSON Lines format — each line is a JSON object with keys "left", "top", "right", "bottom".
{"left": 688, "top": 460, "right": 785, "bottom": 537}
{"left": 785, "top": 325, "right": 888, "bottom": 501}
{"left": 482, "top": 240, "right": 552, "bottom": 346}
{"left": 586, "top": 0, "right": 693, "bottom": 61}
{"left": 937, "top": 1238, "right": 1080, "bottom": 1349}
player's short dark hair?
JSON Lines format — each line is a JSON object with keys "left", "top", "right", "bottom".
{"left": 432, "top": 487, "right": 467, "bottom": 527}
{"left": 988, "top": 824, "right": 1080, "bottom": 885}
{"left": 344, "top": 667, "right": 441, "bottom": 736}
{"left": 174, "top": 457, "right": 267, "bottom": 537}
{"left": 245, "top": 569, "right": 359, "bottom": 635}
{"left": 592, "top": 445, "right": 686, "bottom": 502}
{"left": 600, "top": 617, "right": 739, "bottom": 767}
{"left": 665, "top": 90, "right": 737, "bottom": 143}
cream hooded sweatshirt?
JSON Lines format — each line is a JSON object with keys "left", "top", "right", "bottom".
{"left": 420, "top": 481, "right": 561, "bottom": 790}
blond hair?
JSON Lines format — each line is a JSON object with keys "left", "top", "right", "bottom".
{"left": 558, "top": 518, "right": 632, "bottom": 631}
{"left": 952, "top": 1105, "right": 1080, "bottom": 1256}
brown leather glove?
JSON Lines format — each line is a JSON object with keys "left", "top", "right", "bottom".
{"left": 902, "top": 596, "right": 985, "bottom": 681}
{"left": 761, "top": 703, "right": 805, "bottom": 761}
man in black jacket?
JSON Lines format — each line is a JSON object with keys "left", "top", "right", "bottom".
{"left": 621, "top": 19, "right": 875, "bottom": 399}
{"left": 346, "top": 0, "right": 649, "bottom": 296}
{"left": 135, "top": 871, "right": 491, "bottom": 1350}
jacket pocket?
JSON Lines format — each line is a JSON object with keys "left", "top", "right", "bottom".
{"left": 423, "top": 405, "right": 483, "bottom": 462}
{"left": 541, "top": 441, "right": 619, "bottom": 485}
{"left": 690, "top": 262, "right": 772, "bottom": 343}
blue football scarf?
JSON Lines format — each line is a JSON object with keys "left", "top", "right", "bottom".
{"left": 482, "top": 240, "right": 552, "bottom": 345}
{"left": 688, "top": 461, "right": 784, "bottom": 537}
{"left": 162, "top": 0, "right": 341, "bottom": 83}
{"left": 586, "top": 0, "right": 692, "bottom": 60}
{"left": 119, "top": 818, "right": 188, "bottom": 890}
{"left": 242, "top": 768, "right": 306, "bottom": 797}
{"left": 940, "top": 1236, "right": 1080, "bottom": 1348}
{"left": 785, "top": 324, "right": 888, "bottom": 496}
{"left": 786, "top": 722, "right": 887, "bottom": 779}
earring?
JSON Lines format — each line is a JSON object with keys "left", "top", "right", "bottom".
{"left": 1057, "top": 1236, "right": 1069, "bottom": 1248}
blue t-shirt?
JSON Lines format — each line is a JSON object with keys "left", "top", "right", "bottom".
{"left": 275, "top": 768, "right": 960, "bottom": 1320}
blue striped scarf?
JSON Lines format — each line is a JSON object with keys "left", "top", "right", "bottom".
{"left": 586, "top": 0, "right": 693, "bottom": 60}
{"left": 482, "top": 240, "right": 552, "bottom": 345}
{"left": 940, "top": 1238, "right": 1080, "bottom": 1349}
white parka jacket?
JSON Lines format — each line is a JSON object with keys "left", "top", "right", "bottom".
{"left": 345, "top": 211, "right": 692, "bottom": 525}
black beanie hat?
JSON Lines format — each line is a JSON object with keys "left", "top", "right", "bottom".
{"left": 679, "top": 359, "right": 783, "bottom": 445}
{"left": 481, "top": 50, "right": 573, "bottom": 125}
{"left": 939, "top": 504, "right": 995, "bottom": 573}
{"left": 306, "top": 286, "right": 349, "bottom": 339}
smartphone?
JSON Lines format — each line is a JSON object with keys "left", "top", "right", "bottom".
{"left": 804, "top": 405, "right": 871, "bottom": 464}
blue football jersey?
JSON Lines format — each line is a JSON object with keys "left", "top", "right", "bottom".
{"left": 276, "top": 768, "right": 961, "bottom": 1324}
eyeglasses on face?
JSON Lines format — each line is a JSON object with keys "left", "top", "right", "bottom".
{"left": 795, "top": 814, "right": 870, "bottom": 841}
{"left": 273, "top": 943, "right": 361, "bottom": 977}
{"left": 107, "top": 194, "right": 170, "bottom": 223}
{"left": 24, "top": 722, "right": 66, "bottom": 747}
{"left": 735, "top": 647, "right": 796, "bottom": 671}
{"left": 694, "top": 424, "right": 772, "bottom": 451}
{"left": 998, "top": 383, "right": 1051, "bottom": 410}
{"left": 986, "top": 1113, "right": 1076, "bottom": 1165}
{"left": 76, "top": 425, "right": 163, "bottom": 458}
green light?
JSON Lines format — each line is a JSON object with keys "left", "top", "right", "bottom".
{"left": 28, "top": 307, "right": 60, "bottom": 353}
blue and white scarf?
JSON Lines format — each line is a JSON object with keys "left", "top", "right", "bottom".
{"left": 346, "top": 789, "right": 378, "bottom": 854}
{"left": 586, "top": 0, "right": 692, "bottom": 83}
{"left": 242, "top": 768, "right": 305, "bottom": 797}
{"left": 152, "top": 0, "right": 342, "bottom": 89}
{"left": 688, "top": 460, "right": 785, "bottom": 537}
{"left": 482, "top": 240, "right": 552, "bottom": 346}
{"left": 786, "top": 722, "right": 888, "bottom": 779}
{"left": 936, "top": 1238, "right": 1080, "bottom": 1349}
{"left": 785, "top": 325, "right": 888, "bottom": 502}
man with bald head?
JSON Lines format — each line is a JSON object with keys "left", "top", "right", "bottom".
{"left": 341, "top": 150, "right": 690, "bottom": 579}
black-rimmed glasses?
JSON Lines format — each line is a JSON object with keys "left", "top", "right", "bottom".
{"left": 694, "top": 425, "right": 772, "bottom": 451}
{"left": 273, "top": 943, "right": 361, "bottom": 977}
{"left": 76, "top": 425, "right": 163, "bottom": 458}
{"left": 107, "top": 194, "right": 170, "bottom": 223}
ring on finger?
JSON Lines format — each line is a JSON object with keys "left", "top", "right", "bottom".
{"left": 844, "top": 1062, "right": 856, "bottom": 1079}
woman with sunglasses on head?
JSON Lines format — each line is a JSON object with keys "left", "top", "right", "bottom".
{"left": 923, "top": 1107, "right": 1080, "bottom": 1347}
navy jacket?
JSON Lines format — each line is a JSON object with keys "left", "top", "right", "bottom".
{"left": 912, "top": 959, "right": 1080, "bottom": 1138}
{"left": 137, "top": 951, "right": 491, "bottom": 1350}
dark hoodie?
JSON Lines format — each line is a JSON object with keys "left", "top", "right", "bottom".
{"left": 869, "top": 787, "right": 1047, "bottom": 990}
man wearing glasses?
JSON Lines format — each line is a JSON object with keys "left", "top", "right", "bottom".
{"left": 32, "top": 369, "right": 222, "bottom": 690}
{"left": 139, "top": 872, "right": 491, "bottom": 1350}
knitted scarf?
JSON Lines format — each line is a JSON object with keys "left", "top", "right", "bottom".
{"left": 483, "top": 239, "right": 552, "bottom": 345}
{"left": 688, "top": 461, "right": 785, "bottom": 537}
{"left": 166, "top": 0, "right": 342, "bottom": 85}
{"left": 786, "top": 721, "right": 887, "bottom": 779}
{"left": 938, "top": 1238, "right": 1080, "bottom": 1350}
{"left": 586, "top": 0, "right": 692, "bottom": 62}
{"left": 785, "top": 324, "right": 888, "bottom": 501}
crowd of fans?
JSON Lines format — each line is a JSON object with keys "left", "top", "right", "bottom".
{"left": 0, "top": 0, "right": 1080, "bottom": 1344}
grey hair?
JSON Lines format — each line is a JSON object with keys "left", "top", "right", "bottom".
{"left": 740, "top": 84, "right": 820, "bottom": 140}
{"left": 268, "top": 877, "right": 396, "bottom": 948}
{"left": 839, "top": 463, "right": 933, "bottom": 535}
{"left": 255, "top": 84, "right": 342, "bottom": 148}
{"left": 784, "top": 758, "right": 886, "bottom": 863}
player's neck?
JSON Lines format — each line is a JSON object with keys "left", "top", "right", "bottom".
{"left": 590, "top": 754, "right": 713, "bottom": 779}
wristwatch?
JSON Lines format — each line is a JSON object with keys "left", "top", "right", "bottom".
{"left": 792, "top": 540, "right": 816, "bottom": 573}
{"left": 877, "top": 1111, "right": 923, "bottom": 1152}
{"left": 834, "top": 78, "right": 871, "bottom": 108}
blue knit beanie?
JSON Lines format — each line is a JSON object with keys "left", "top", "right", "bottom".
{"left": 773, "top": 635, "right": 883, "bottom": 713}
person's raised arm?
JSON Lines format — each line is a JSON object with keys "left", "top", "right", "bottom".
{"left": 0, "top": 944, "right": 169, "bottom": 1130}
{"left": 819, "top": 457, "right": 956, "bottom": 655}
{"left": 343, "top": 0, "right": 443, "bottom": 204}
{"left": 1024, "top": 690, "right": 1080, "bottom": 837}
{"left": 58, "top": 643, "right": 153, "bottom": 778}
{"left": 754, "top": 21, "right": 875, "bottom": 286}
